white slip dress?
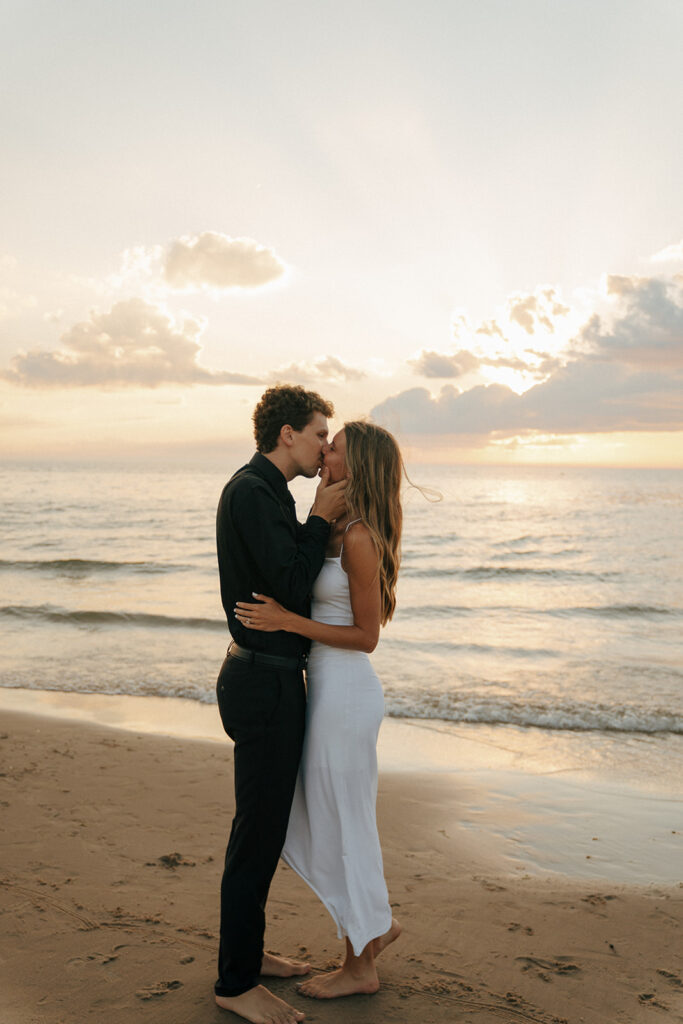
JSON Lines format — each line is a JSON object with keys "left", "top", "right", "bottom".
{"left": 281, "top": 525, "right": 392, "bottom": 956}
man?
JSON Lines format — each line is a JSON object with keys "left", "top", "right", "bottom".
{"left": 214, "top": 384, "right": 346, "bottom": 1024}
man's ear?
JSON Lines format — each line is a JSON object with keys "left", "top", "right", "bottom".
{"left": 279, "top": 423, "right": 294, "bottom": 448}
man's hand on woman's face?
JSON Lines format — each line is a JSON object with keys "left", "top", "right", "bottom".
{"left": 311, "top": 466, "right": 347, "bottom": 523}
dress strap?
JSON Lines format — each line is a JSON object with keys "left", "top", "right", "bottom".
{"left": 339, "top": 518, "right": 362, "bottom": 558}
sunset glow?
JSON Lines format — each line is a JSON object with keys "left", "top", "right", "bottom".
{"left": 1, "top": 2, "right": 681, "bottom": 466}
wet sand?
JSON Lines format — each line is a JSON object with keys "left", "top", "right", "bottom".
{"left": 1, "top": 693, "right": 682, "bottom": 1023}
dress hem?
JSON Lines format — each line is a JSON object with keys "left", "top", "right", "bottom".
{"left": 281, "top": 849, "right": 392, "bottom": 957}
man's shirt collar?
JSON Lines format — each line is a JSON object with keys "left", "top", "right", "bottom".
{"left": 249, "top": 452, "right": 292, "bottom": 503}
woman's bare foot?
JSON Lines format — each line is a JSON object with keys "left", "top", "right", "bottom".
{"left": 261, "top": 952, "right": 311, "bottom": 977}
{"left": 373, "top": 917, "right": 402, "bottom": 957}
{"left": 215, "top": 984, "right": 305, "bottom": 1023}
{"left": 297, "top": 964, "right": 380, "bottom": 999}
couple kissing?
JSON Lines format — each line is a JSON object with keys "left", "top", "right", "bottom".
{"left": 214, "top": 384, "right": 403, "bottom": 1023}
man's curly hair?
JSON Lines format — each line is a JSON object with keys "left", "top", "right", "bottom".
{"left": 253, "top": 385, "right": 334, "bottom": 453}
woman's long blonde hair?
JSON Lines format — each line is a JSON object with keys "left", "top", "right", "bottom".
{"left": 343, "top": 421, "right": 402, "bottom": 625}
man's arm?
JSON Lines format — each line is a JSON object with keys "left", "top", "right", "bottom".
{"left": 224, "top": 479, "right": 329, "bottom": 611}
{"left": 234, "top": 524, "right": 381, "bottom": 652}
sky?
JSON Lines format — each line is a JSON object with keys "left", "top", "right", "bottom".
{"left": 1, "top": 0, "right": 682, "bottom": 466}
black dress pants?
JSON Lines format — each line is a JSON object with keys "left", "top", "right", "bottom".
{"left": 214, "top": 652, "right": 306, "bottom": 998}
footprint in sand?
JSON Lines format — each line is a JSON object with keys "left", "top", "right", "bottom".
{"left": 147, "top": 852, "right": 196, "bottom": 869}
{"left": 656, "top": 969, "right": 683, "bottom": 989}
{"left": 508, "top": 922, "right": 534, "bottom": 935}
{"left": 476, "top": 878, "right": 507, "bottom": 892}
{"left": 422, "top": 980, "right": 452, "bottom": 995}
{"left": 582, "top": 893, "right": 618, "bottom": 906}
{"left": 504, "top": 991, "right": 540, "bottom": 1013}
{"left": 638, "top": 992, "right": 669, "bottom": 1010}
{"left": 68, "top": 949, "right": 122, "bottom": 967}
{"left": 135, "top": 980, "right": 183, "bottom": 1000}
{"left": 516, "top": 956, "right": 581, "bottom": 983}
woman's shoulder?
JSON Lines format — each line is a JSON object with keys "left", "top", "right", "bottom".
{"left": 342, "top": 518, "right": 371, "bottom": 542}
{"left": 341, "top": 519, "right": 377, "bottom": 567}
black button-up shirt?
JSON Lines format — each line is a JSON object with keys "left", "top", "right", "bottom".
{"left": 216, "top": 452, "right": 330, "bottom": 658}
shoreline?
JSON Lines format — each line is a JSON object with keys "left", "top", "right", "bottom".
{"left": 1, "top": 686, "right": 681, "bottom": 886}
{"left": 1, "top": 705, "right": 682, "bottom": 1024}
{"left": 2, "top": 683, "right": 682, "bottom": 780}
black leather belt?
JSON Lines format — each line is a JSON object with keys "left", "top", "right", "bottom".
{"left": 227, "top": 640, "right": 307, "bottom": 671}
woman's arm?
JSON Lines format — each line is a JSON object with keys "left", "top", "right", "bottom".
{"left": 234, "top": 523, "right": 381, "bottom": 654}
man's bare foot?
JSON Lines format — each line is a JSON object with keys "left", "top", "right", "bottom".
{"left": 373, "top": 917, "right": 402, "bottom": 957}
{"left": 261, "top": 952, "right": 311, "bottom": 978}
{"left": 297, "top": 965, "right": 380, "bottom": 999}
{"left": 215, "top": 984, "right": 305, "bottom": 1023}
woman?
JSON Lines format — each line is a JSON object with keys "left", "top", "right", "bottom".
{"left": 234, "top": 420, "right": 402, "bottom": 1000}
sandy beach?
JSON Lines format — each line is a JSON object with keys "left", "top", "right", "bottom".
{"left": 1, "top": 693, "right": 682, "bottom": 1024}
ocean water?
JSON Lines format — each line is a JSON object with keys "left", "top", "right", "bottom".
{"left": 1, "top": 460, "right": 681, "bottom": 740}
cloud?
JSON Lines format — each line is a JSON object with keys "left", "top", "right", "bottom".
{"left": 507, "top": 287, "right": 570, "bottom": 335}
{"left": 476, "top": 319, "right": 505, "bottom": 339}
{"left": 271, "top": 355, "right": 365, "bottom": 384}
{"left": 532, "top": 353, "right": 564, "bottom": 375}
{"left": 373, "top": 362, "right": 683, "bottom": 436}
{"left": 581, "top": 275, "right": 683, "bottom": 368}
{"left": 410, "top": 286, "right": 577, "bottom": 384}
{"left": 520, "top": 359, "right": 682, "bottom": 432}
{"left": 372, "top": 384, "right": 521, "bottom": 435}
{"left": 374, "top": 272, "right": 683, "bottom": 436}
{"left": 410, "top": 345, "right": 546, "bottom": 380}
{"left": 1, "top": 298, "right": 263, "bottom": 388}
{"left": 651, "top": 239, "right": 683, "bottom": 263}
{"left": 163, "top": 232, "right": 286, "bottom": 290}
{"left": 410, "top": 348, "right": 480, "bottom": 378}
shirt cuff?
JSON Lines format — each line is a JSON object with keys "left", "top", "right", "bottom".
{"left": 306, "top": 514, "right": 331, "bottom": 536}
